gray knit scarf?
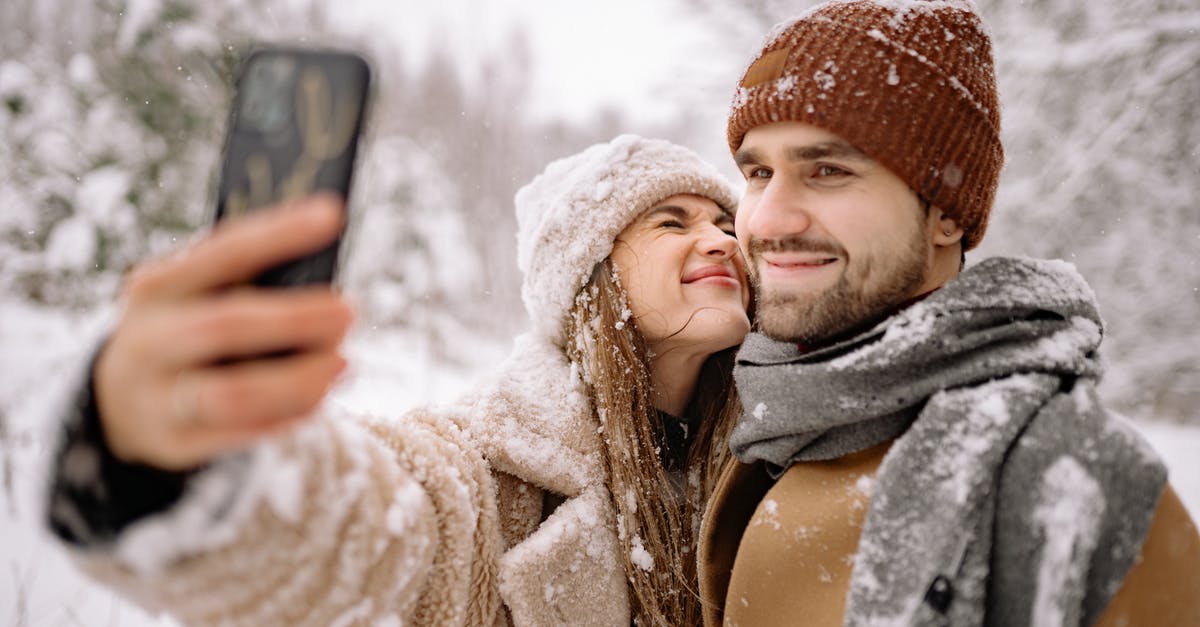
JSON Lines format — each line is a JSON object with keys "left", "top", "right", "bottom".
{"left": 731, "top": 257, "right": 1166, "bottom": 626}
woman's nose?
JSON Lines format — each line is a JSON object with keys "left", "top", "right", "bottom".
{"left": 697, "top": 225, "right": 739, "bottom": 259}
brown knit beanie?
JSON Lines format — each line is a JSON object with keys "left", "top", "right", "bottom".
{"left": 727, "top": 0, "right": 1003, "bottom": 250}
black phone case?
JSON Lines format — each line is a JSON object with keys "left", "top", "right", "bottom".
{"left": 214, "top": 47, "right": 371, "bottom": 287}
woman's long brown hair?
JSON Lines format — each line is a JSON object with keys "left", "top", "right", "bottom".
{"left": 564, "top": 260, "right": 742, "bottom": 626}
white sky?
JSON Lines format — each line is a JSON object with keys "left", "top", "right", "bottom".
{"left": 330, "top": 0, "right": 746, "bottom": 125}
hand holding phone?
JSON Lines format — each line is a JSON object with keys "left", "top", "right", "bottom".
{"left": 90, "top": 47, "right": 373, "bottom": 470}
{"left": 97, "top": 198, "right": 353, "bottom": 470}
{"left": 215, "top": 47, "right": 372, "bottom": 287}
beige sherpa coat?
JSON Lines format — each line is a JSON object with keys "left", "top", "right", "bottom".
{"left": 71, "top": 336, "right": 630, "bottom": 626}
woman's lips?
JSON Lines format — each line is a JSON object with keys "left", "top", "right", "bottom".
{"left": 683, "top": 264, "right": 741, "bottom": 288}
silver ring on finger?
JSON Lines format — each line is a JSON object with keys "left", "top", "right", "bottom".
{"left": 172, "top": 372, "right": 204, "bottom": 427}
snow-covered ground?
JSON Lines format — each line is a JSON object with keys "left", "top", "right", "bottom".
{"left": 1, "top": 300, "right": 1197, "bottom": 626}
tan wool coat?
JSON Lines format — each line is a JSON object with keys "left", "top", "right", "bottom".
{"left": 69, "top": 338, "right": 632, "bottom": 626}
{"left": 699, "top": 448, "right": 1200, "bottom": 627}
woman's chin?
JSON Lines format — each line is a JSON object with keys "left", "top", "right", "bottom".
{"left": 689, "top": 309, "right": 752, "bottom": 352}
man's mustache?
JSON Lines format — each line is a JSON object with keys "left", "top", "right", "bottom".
{"left": 747, "top": 235, "right": 846, "bottom": 259}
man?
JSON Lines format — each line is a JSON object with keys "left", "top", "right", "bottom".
{"left": 698, "top": 1, "right": 1200, "bottom": 625}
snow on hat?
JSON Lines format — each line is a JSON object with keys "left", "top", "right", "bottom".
{"left": 516, "top": 134, "right": 737, "bottom": 343}
{"left": 727, "top": 0, "right": 1003, "bottom": 250}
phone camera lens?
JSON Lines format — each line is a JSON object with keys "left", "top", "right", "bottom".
{"left": 238, "top": 55, "right": 296, "bottom": 135}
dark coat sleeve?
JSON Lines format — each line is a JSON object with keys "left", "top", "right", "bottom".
{"left": 46, "top": 344, "right": 199, "bottom": 547}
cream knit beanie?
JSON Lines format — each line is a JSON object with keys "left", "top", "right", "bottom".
{"left": 515, "top": 134, "right": 737, "bottom": 343}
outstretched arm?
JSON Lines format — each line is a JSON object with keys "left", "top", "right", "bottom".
{"left": 44, "top": 195, "right": 503, "bottom": 625}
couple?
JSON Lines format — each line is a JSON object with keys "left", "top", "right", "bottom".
{"left": 45, "top": 2, "right": 1200, "bottom": 626}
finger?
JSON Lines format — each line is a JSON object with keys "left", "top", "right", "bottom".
{"left": 186, "top": 349, "right": 347, "bottom": 430}
{"left": 166, "top": 288, "right": 353, "bottom": 367}
{"left": 126, "top": 194, "right": 345, "bottom": 303}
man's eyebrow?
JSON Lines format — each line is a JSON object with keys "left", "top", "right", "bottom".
{"left": 734, "top": 141, "right": 870, "bottom": 166}
{"left": 787, "top": 141, "right": 869, "bottom": 162}
{"left": 733, "top": 147, "right": 763, "bottom": 167}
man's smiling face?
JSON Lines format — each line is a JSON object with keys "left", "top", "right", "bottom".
{"left": 734, "top": 121, "right": 940, "bottom": 344}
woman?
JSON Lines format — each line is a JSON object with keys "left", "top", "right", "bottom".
{"left": 46, "top": 135, "right": 750, "bottom": 625}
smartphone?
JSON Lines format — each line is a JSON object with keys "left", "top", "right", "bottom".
{"left": 213, "top": 47, "right": 372, "bottom": 287}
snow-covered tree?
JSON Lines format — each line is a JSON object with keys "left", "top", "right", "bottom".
{"left": 1, "top": 0, "right": 643, "bottom": 364}
{"left": 0, "top": 0, "right": 241, "bottom": 307}
{"left": 977, "top": 0, "right": 1200, "bottom": 422}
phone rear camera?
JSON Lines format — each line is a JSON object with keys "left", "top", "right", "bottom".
{"left": 238, "top": 55, "right": 296, "bottom": 135}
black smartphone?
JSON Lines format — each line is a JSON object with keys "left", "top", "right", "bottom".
{"left": 214, "top": 47, "right": 372, "bottom": 287}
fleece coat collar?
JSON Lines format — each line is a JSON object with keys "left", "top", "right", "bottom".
{"left": 453, "top": 332, "right": 631, "bottom": 625}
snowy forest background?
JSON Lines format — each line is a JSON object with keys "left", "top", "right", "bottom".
{"left": 1, "top": 0, "right": 1197, "bottom": 624}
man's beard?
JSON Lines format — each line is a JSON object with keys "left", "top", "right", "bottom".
{"left": 749, "top": 227, "right": 929, "bottom": 345}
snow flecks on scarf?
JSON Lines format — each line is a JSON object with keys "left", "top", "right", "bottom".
{"left": 952, "top": 257, "right": 1099, "bottom": 316}
{"left": 1029, "top": 316, "right": 1102, "bottom": 371}
{"left": 1094, "top": 402, "right": 1164, "bottom": 471}
{"left": 1030, "top": 456, "right": 1106, "bottom": 626}
{"left": 926, "top": 380, "right": 1028, "bottom": 506}
{"left": 734, "top": 258, "right": 1105, "bottom": 471}
{"left": 828, "top": 257, "right": 1101, "bottom": 376}
{"left": 728, "top": 258, "right": 1164, "bottom": 625}
{"left": 846, "top": 374, "right": 1061, "bottom": 625}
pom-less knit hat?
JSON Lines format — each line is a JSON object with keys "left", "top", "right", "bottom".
{"left": 516, "top": 134, "right": 737, "bottom": 344}
{"left": 727, "top": 0, "right": 1003, "bottom": 250}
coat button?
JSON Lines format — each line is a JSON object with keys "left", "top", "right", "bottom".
{"left": 924, "top": 575, "right": 954, "bottom": 614}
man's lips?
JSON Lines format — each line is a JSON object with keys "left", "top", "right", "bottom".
{"left": 761, "top": 252, "right": 839, "bottom": 268}
{"left": 759, "top": 253, "right": 839, "bottom": 279}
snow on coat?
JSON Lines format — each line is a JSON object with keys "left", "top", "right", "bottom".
{"left": 64, "top": 333, "right": 630, "bottom": 626}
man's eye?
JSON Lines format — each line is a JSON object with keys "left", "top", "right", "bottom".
{"left": 814, "top": 164, "right": 851, "bottom": 177}
{"left": 658, "top": 220, "right": 685, "bottom": 229}
{"left": 747, "top": 167, "right": 772, "bottom": 180}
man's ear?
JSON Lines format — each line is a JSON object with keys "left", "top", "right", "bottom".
{"left": 930, "top": 208, "right": 964, "bottom": 247}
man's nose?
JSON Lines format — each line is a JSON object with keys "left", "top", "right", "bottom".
{"left": 743, "top": 177, "right": 813, "bottom": 241}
